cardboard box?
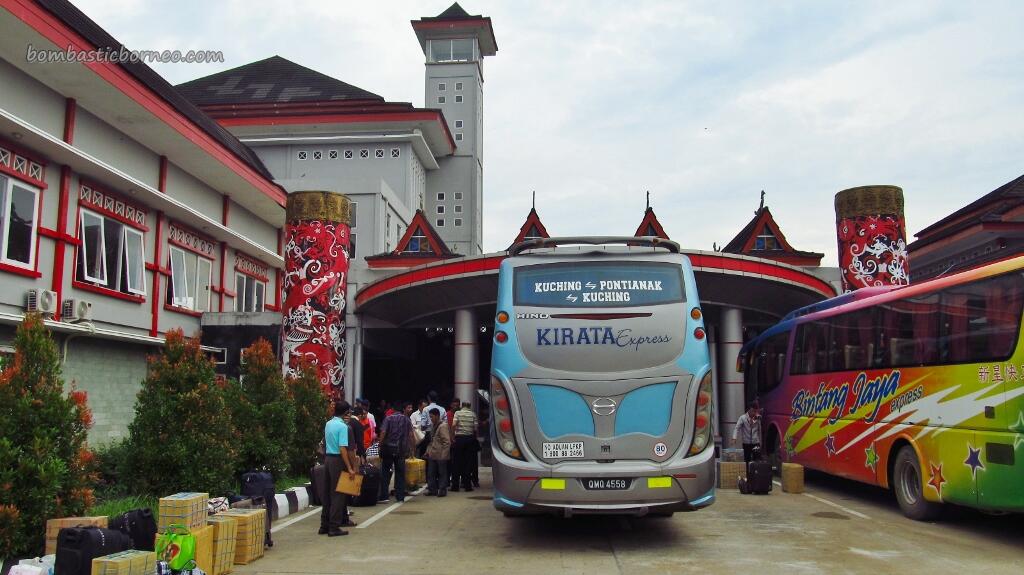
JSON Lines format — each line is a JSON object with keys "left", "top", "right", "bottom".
{"left": 718, "top": 461, "right": 746, "bottom": 489}
{"left": 158, "top": 492, "right": 209, "bottom": 531}
{"left": 207, "top": 516, "right": 239, "bottom": 575}
{"left": 91, "top": 550, "right": 157, "bottom": 575}
{"left": 191, "top": 524, "right": 214, "bottom": 575}
{"left": 782, "top": 462, "right": 804, "bottom": 493}
{"left": 219, "top": 509, "right": 265, "bottom": 565}
{"left": 45, "top": 516, "right": 108, "bottom": 555}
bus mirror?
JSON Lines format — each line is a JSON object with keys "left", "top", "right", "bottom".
{"left": 735, "top": 354, "right": 746, "bottom": 373}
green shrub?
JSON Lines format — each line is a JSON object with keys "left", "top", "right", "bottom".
{"left": 126, "top": 329, "right": 239, "bottom": 496}
{"left": 287, "top": 361, "right": 329, "bottom": 476}
{"left": 90, "top": 495, "right": 158, "bottom": 521}
{"left": 94, "top": 439, "right": 133, "bottom": 499}
{"left": 227, "top": 339, "right": 296, "bottom": 477}
{"left": 0, "top": 314, "right": 97, "bottom": 557}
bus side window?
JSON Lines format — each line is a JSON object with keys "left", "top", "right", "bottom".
{"left": 830, "top": 310, "right": 873, "bottom": 371}
{"left": 939, "top": 272, "right": 1024, "bottom": 363}
{"left": 792, "top": 321, "right": 829, "bottom": 375}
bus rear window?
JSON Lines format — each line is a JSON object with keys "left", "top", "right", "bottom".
{"left": 514, "top": 262, "right": 684, "bottom": 308}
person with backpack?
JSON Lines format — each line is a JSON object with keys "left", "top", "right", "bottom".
{"left": 377, "top": 402, "right": 415, "bottom": 502}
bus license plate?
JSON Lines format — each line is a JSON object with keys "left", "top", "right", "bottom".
{"left": 583, "top": 478, "right": 631, "bottom": 490}
{"left": 543, "top": 442, "right": 585, "bottom": 459}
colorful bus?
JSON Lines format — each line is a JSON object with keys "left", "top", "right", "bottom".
{"left": 739, "top": 256, "right": 1024, "bottom": 519}
{"left": 490, "top": 237, "right": 715, "bottom": 517}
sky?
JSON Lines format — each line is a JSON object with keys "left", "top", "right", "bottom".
{"left": 74, "top": 0, "right": 1024, "bottom": 263}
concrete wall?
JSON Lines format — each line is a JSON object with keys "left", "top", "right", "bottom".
{"left": 0, "top": 57, "right": 66, "bottom": 140}
{"left": 427, "top": 155, "right": 479, "bottom": 254}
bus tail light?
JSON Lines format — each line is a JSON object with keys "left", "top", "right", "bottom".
{"left": 688, "top": 371, "right": 713, "bottom": 455}
{"left": 694, "top": 327, "right": 706, "bottom": 340}
{"left": 492, "top": 376, "right": 524, "bottom": 460}
{"left": 495, "top": 331, "right": 509, "bottom": 343}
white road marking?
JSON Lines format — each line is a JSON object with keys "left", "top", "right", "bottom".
{"left": 270, "top": 507, "right": 321, "bottom": 533}
{"left": 356, "top": 486, "right": 428, "bottom": 529}
{"left": 773, "top": 480, "right": 871, "bottom": 520}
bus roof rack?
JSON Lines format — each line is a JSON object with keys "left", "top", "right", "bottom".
{"left": 509, "top": 236, "right": 680, "bottom": 257}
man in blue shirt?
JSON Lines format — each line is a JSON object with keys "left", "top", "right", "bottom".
{"left": 320, "top": 401, "right": 356, "bottom": 537}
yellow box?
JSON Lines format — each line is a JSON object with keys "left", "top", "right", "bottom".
{"left": 404, "top": 458, "right": 425, "bottom": 488}
{"left": 192, "top": 524, "right": 214, "bottom": 575}
{"left": 158, "top": 492, "right": 209, "bottom": 531}
{"left": 208, "top": 515, "right": 238, "bottom": 575}
{"left": 91, "top": 550, "right": 157, "bottom": 575}
{"left": 718, "top": 461, "right": 746, "bottom": 489}
{"left": 540, "top": 478, "right": 565, "bottom": 490}
{"left": 45, "top": 516, "right": 108, "bottom": 555}
{"left": 647, "top": 477, "right": 672, "bottom": 489}
{"left": 782, "top": 462, "right": 805, "bottom": 494}
{"left": 219, "top": 509, "right": 265, "bottom": 565}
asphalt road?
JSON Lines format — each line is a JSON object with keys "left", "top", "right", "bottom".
{"left": 240, "top": 468, "right": 1023, "bottom": 575}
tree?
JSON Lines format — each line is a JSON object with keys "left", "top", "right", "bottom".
{"left": 287, "top": 360, "right": 330, "bottom": 475}
{"left": 0, "top": 315, "right": 96, "bottom": 557}
{"left": 228, "top": 339, "right": 296, "bottom": 477}
{"left": 127, "top": 330, "right": 238, "bottom": 496}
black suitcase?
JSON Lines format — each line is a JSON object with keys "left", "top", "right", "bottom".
{"left": 241, "top": 471, "right": 275, "bottom": 547}
{"left": 352, "top": 463, "right": 381, "bottom": 507}
{"left": 55, "top": 526, "right": 130, "bottom": 575}
{"left": 108, "top": 508, "right": 157, "bottom": 551}
{"left": 309, "top": 464, "right": 327, "bottom": 506}
{"left": 746, "top": 460, "right": 773, "bottom": 495}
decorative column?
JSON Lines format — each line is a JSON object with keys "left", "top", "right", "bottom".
{"left": 453, "top": 308, "right": 479, "bottom": 408}
{"left": 708, "top": 324, "right": 721, "bottom": 447}
{"left": 282, "top": 191, "right": 351, "bottom": 398}
{"left": 717, "top": 307, "right": 744, "bottom": 444}
{"left": 835, "top": 185, "right": 910, "bottom": 292}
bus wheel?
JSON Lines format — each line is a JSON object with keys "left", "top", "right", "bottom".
{"left": 893, "top": 446, "right": 942, "bottom": 521}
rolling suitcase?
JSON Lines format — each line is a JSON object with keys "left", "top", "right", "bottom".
{"left": 108, "top": 508, "right": 157, "bottom": 551}
{"left": 240, "top": 471, "right": 275, "bottom": 547}
{"left": 746, "top": 460, "right": 773, "bottom": 495}
{"left": 352, "top": 463, "right": 381, "bottom": 507}
{"left": 54, "top": 526, "right": 131, "bottom": 575}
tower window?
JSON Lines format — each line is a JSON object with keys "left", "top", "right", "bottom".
{"left": 455, "top": 133, "right": 463, "bottom": 141}
{"left": 454, "top": 205, "right": 462, "bottom": 213}
{"left": 454, "top": 192, "right": 463, "bottom": 200}
{"left": 455, "top": 120, "right": 463, "bottom": 128}
{"left": 439, "top": 82, "right": 446, "bottom": 91}
{"left": 437, "top": 206, "right": 445, "bottom": 214}
{"left": 456, "top": 82, "right": 463, "bottom": 91}
{"left": 436, "top": 219, "right": 445, "bottom": 227}
{"left": 438, "top": 96, "right": 446, "bottom": 104}
{"left": 455, "top": 218, "right": 463, "bottom": 227}
{"left": 455, "top": 95, "right": 463, "bottom": 103}
{"left": 428, "top": 38, "right": 476, "bottom": 63}
{"left": 437, "top": 193, "right": 445, "bottom": 201}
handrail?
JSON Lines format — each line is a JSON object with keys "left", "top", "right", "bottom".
{"left": 508, "top": 236, "right": 680, "bottom": 257}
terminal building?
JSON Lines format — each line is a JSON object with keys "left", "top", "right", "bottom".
{"left": 3, "top": 0, "right": 1018, "bottom": 446}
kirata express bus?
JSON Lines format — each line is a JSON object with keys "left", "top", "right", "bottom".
{"left": 490, "top": 237, "right": 715, "bottom": 517}
{"left": 739, "top": 256, "right": 1024, "bottom": 519}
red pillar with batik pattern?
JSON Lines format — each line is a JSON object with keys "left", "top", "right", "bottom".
{"left": 282, "top": 191, "right": 350, "bottom": 398}
{"left": 834, "top": 185, "right": 910, "bottom": 292}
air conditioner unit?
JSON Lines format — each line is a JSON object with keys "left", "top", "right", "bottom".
{"left": 26, "top": 289, "right": 59, "bottom": 316}
{"left": 62, "top": 298, "right": 93, "bottom": 323}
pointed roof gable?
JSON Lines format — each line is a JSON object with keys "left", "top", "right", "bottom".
{"left": 724, "top": 206, "right": 823, "bottom": 266}
{"left": 436, "top": 2, "right": 472, "bottom": 19}
{"left": 633, "top": 207, "right": 670, "bottom": 240}
{"left": 365, "top": 210, "right": 456, "bottom": 269}
{"left": 177, "top": 56, "right": 384, "bottom": 107}
{"left": 511, "top": 207, "right": 551, "bottom": 245}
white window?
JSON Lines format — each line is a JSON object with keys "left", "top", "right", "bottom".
{"left": 454, "top": 205, "right": 462, "bottom": 213}
{"left": 428, "top": 38, "right": 476, "bottom": 63}
{"left": 329, "top": 150, "right": 338, "bottom": 159}
{"left": 375, "top": 149, "right": 385, "bottom": 158}
{"left": 438, "top": 96, "right": 446, "bottom": 104}
{"left": 167, "top": 246, "right": 212, "bottom": 311}
{"left": 391, "top": 148, "right": 401, "bottom": 158}
{"left": 455, "top": 120, "right": 463, "bottom": 129}
{"left": 437, "top": 193, "right": 445, "bottom": 201}
{"left": 455, "top": 133, "right": 464, "bottom": 141}
{"left": 456, "top": 82, "right": 463, "bottom": 91}
{"left": 437, "top": 205, "right": 445, "bottom": 214}
{"left": 0, "top": 174, "right": 39, "bottom": 270}
{"left": 455, "top": 95, "right": 463, "bottom": 103}
{"left": 436, "top": 218, "right": 445, "bottom": 227}
{"left": 344, "top": 150, "right": 353, "bottom": 159}
{"left": 455, "top": 218, "right": 463, "bottom": 227}
{"left": 76, "top": 208, "right": 146, "bottom": 296}
{"left": 313, "top": 150, "right": 323, "bottom": 160}
{"left": 360, "top": 149, "right": 369, "bottom": 158}
{"left": 234, "top": 272, "right": 266, "bottom": 313}
{"left": 438, "top": 83, "right": 447, "bottom": 91}
{"left": 297, "top": 151, "right": 308, "bottom": 160}
{"left": 454, "top": 192, "right": 463, "bottom": 200}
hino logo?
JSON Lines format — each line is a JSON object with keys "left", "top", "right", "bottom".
{"left": 515, "top": 312, "right": 550, "bottom": 319}
{"left": 592, "top": 397, "right": 617, "bottom": 416}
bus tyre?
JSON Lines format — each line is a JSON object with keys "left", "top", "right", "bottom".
{"left": 893, "top": 446, "right": 942, "bottom": 521}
